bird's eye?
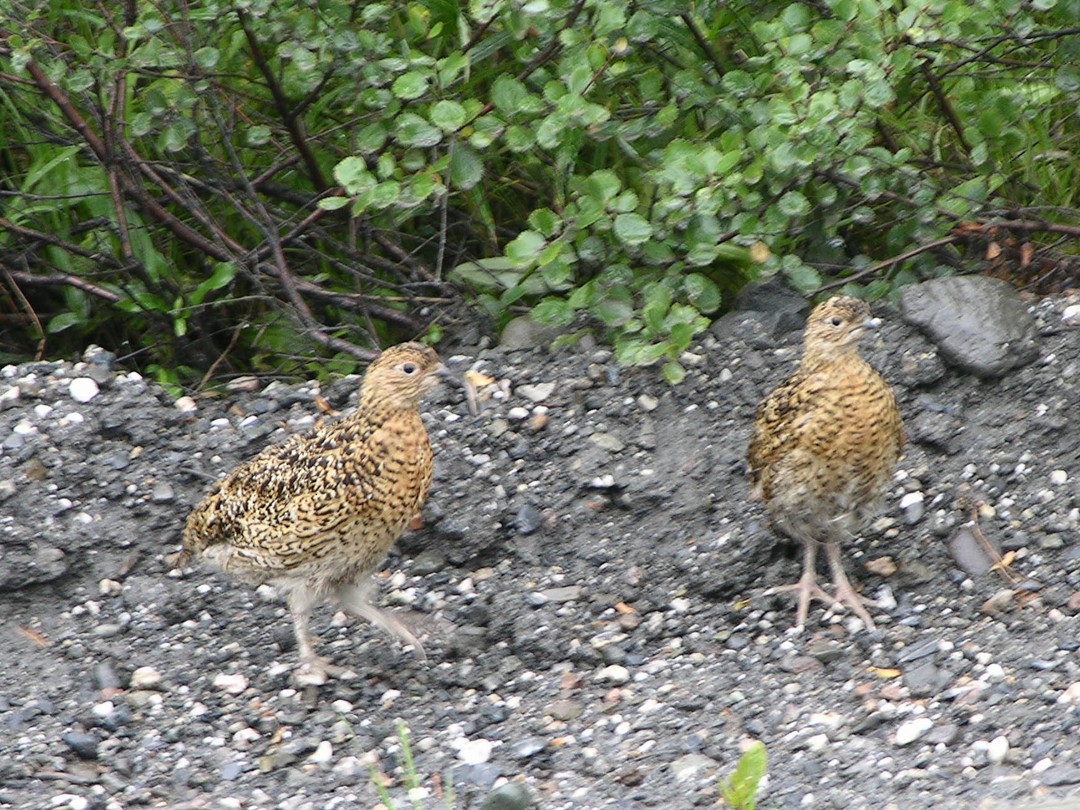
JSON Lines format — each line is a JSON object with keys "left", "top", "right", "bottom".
{"left": 402, "top": 363, "right": 417, "bottom": 375}
{"left": 829, "top": 316, "right": 843, "bottom": 327}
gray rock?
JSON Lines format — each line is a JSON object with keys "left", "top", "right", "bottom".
{"left": 733, "top": 277, "right": 810, "bottom": 336}
{"left": 1041, "top": 766, "right": 1080, "bottom": 786}
{"left": 514, "top": 503, "right": 543, "bottom": 535}
{"left": 948, "top": 524, "right": 997, "bottom": 576}
{"left": 499, "top": 316, "right": 564, "bottom": 351}
{"left": 411, "top": 549, "right": 447, "bottom": 576}
{"left": 480, "top": 782, "right": 535, "bottom": 810}
{"left": 509, "top": 737, "right": 547, "bottom": 759}
{"left": 670, "top": 752, "right": 718, "bottom": 781}
{"left": 62, "top": 731, "right": 99, "bottom": 760}
{"left": 899, "top": 276, "right": 1038, "bottom": 378}
{"left": 516, "top": 383, "right": 555, "bottom": 403}
{"left": 903, "top": 661, "right": 945, "bottom": 697}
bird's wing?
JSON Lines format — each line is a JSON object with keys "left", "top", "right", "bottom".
{"left": 182, "top": 413, "right": 432, "bottom": 573}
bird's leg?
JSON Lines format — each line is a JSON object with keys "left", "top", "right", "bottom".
{"left": 286, "top": 586, "right": 348, "bottom": 685}
{"left": 336, "top": 580, "right": 427, "bottom": 661}
{"left": 763, "top": 539, "right": 841, "bottom": 630}
{"left": 824, "top": 537, "right": 877, "bottom": 631}
{"left": 795, "top": 538, "right": 818, "bottom": 631}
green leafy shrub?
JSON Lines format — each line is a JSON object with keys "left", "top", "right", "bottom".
{"left": 2, "top": 0, "right": 1078, "bottom": 384}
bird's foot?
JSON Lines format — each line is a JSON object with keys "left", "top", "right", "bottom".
{"left": 831, "top": 576, "right": 877, "bottom": 632}
{"left": 294, "top": 656, "right": 358, "bottom": 687}
{"left": 763, "top": 578, "right": 843, "bottom": 632}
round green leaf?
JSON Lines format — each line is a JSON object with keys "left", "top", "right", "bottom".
{"left": 392, "top": 71, "right": 429, "bottom": 100}
{"left": 777, "top": 191, "right": 811, "bottom": 217}
{"left": 431, "top": 99, "right": 467, "bottom": 131}
{"left": 395, "top": 113, "right": 442, "bottom": 147}
{"left": 613, "top": 213, "right": 652, "bottom": 246}
{"left": 449, "top": 144, "right": 483, "bottom": 189}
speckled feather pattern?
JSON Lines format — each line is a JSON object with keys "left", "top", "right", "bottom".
{"left": 181, "top": 343, "right": 441, "bottom": 599}
{"left": 747, "top": 297, "right": 904, "bottom": 543}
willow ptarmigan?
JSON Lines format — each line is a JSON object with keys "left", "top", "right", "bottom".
{"left": 178, "top": 342, "right": 446, "bottom": 682}
{"left": 747, "top": 296, "right": 904, "bottom": 631}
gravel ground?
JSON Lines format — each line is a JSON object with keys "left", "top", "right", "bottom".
{"left": 1, "top": 288, "right": 1079, "bottom": 810}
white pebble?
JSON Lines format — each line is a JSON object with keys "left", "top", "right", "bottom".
{"left": 213, "top": 672, "right": 248, "bottom": 695}
{"left": 805, "top": 733, "right": 829, "bottom": 752}
{"left": 516, "top": 382, "right": 555, "bottom": 402}
{"left": 49, "top": 795, "right": 88, "bottom": 810}
{"left": 13, "top": 419, "right": 36, "bottom": 435}
{"left": 68, "top": 377, "right": 99, "bottom": 403}
{"left": 596, "top": 664, "right": 630, "bottom": 685}
{"left": 332, "top": 756, "right": 364, "bottom": 777}
{"left": 131, "top": 666, "right": 163, "bottom": 689}
{"left": 987, "top": 735, "right": 1009, "bottom": 764}
{"left": 33, "top": 404, "right": 53, "bottom": 419}
{"left": 895, "top": 717, "right": 933, "bottom": 746}
{"left": 455, "top": 738, "right": 493, "bottom": 765}
{"left": 60, "top": 412, "right": 84, "bottom": 426}
{"left": 1050, "top": 469, "right": 1068, "bottom": 485}
{"left": 0, "top": 386, "right": 19, "bottom": 407}
{"left": 91, "top": 701, "right": 115, "bottom": 719}
{"left": 983, "top": 663, "right": 1005, "bottom": 683}
{"left": 669, "top": 597, "right": 691, "bottom": 613}
{"left": 507, "top": 406, "right": 529, "bottom": 421}
{"left": 309, "top": 740, "right": 333, "bottom": 764}
{"left": 898, "top": 491, "right": 925, "bottom": 523}
{"left": 1057, "top": 682, "right": 1080, "bottom": 705}
{"left": 174, "top": 395, "right": 198, "bottom": 413}
{"left": 1062, "top": 303, "right": 1080, "bottom": 324}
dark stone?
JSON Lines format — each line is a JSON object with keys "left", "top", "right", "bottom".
{"left": 899, "top": 276, "right": 1039, "bottom": 378}
{"left": 62, "top": 731, "right": 99, "bottom": 760}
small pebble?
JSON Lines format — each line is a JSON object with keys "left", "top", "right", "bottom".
{"left": 516, "top": 383, "right": 555, "bottom": 403}
{"left": 68, "top": 378, "right": 99, "bottom": 403}
{"left": 895, "top": 717, "right": 933, "bottom": 746}
{"left": 131, "top": 666, "right": 163, "bottom": 690}
{"left": 596, "top": 665, "right": 630, "bottom": 685}
{"left": 213, "top": 673, "right": 248, "bottom": 695}
{"left": 456, "top": 738, "right": 494, "bottom": 765}
{"left": 898, "top": 491, "right": 924, "bottom": 524}
{"left": 62, "top": 731, "right": 99, "bottom": 760}
{"left": 987, "top": 735, "right": 1009, "bottom": 764}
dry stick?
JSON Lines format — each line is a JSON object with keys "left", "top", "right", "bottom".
{"left": 919, "top": 58, "right": 971, "bottom": 155}
{"left": 680, "top": 13, "right": 726, "bottom": 79}
{"left": 20, "top": 58, "right": 235, "bottom": 263}
{"left": 0, "top": 217, "right": 123, "bottom": 274}
{"left": 818, "top": 218, "right": 1080, "bottom": 292}
{"left": 196, "top": 320, "right": 246, "bottom": 392}
{"left": 2, "top": 268, "right": 122, "bottom": 303}
{"left": 817, "top": 234, "right": 962, "bottom": 292}
{"left": 3, "top": 270, "right": 45, "bottom": 359}
{"left": 238, "top": 9, "right": 328, "bottom": 190}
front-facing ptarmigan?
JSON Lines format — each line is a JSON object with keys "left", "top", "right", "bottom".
{"left": 747, "top": 296, "right": 904, "bottom": 630}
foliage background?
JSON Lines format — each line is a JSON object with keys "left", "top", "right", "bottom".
{"left": 2, "top": 0, "right": 1079, "bottom": 390}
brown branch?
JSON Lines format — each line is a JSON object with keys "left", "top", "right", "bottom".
{"left": 680, "top": 14, "right": 725, "bottom": 80}
{"left": 237, "top": 9, "right": 328, "bottom": 190}
{"left": 17, "top": 55, "right": 236, "bottom": 263}
{"left": 918, "top": 58, "right": 971, "bottom": 155}
{"left": 3, "top": 270, "right": 45, "bottom": 359}
{"left": 817, "top": 234, "right": 962, "bottom": 292}
{"left": 3, "top": 268, "right": 123, "bottom": 303}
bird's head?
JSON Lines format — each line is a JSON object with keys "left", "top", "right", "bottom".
{"left": 802, "top": 296, "right": 879, "bottom": 358}
{"left": 360, "top": 342, "right": 449, "bottom": 408}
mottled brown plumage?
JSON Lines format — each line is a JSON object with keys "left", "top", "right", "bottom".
{"left": 179, "top": 342, "right": 446, "bottom": 681}
{"left": 747, "top": 296, "right": 904, "bottom": 630}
